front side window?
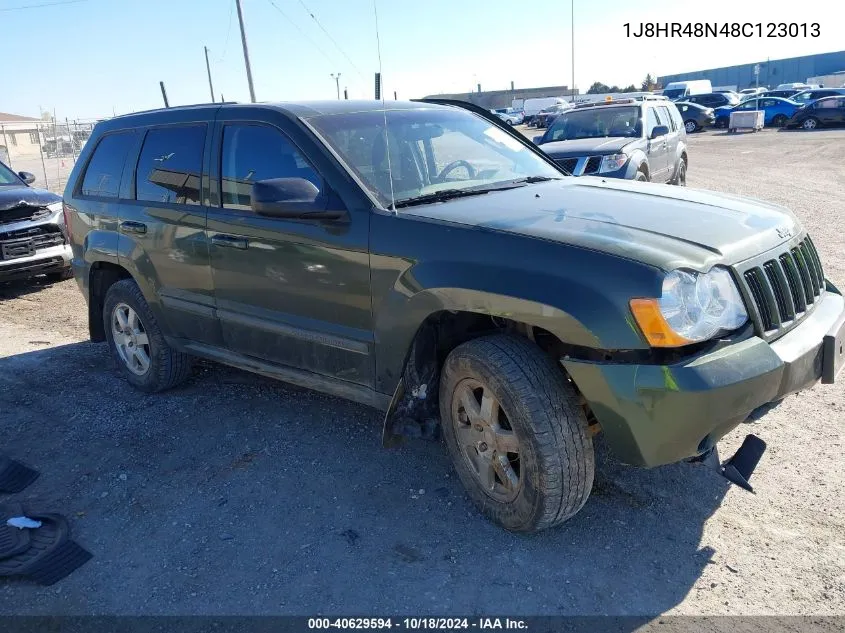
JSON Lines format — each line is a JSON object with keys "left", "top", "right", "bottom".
{"left": 0, "top": 159, "right": 23, "bottom": 186}
{"left": 548, "top": 106, "right": 642, "bottom": 142}
{"left": 80, "top": 131, "right": 135, "bottom": 198}
{"left": 646, "top": 108, "right": 660, "bottom": 136}
{"left": 309, "top": 108, "right": 561, "bottom": 207}
{"left": 739, "top": 100, "right": 757, "bottom": 110}
{"left": 817, "top": 99, "right": 838, "bottom": 109}
{"left": 220, "top": 124, "right": 321, "bottom": 210}
{"left": 135, "top": 125, "right": 205, "bottom": 205}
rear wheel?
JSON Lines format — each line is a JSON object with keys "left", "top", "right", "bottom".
{"left": 440, "top": 335, "right": 594, "bottom": 532}
{"left": 684, "top": 119, "right": 698, "bottom": 133}
{"left": 802, "top": 117, "right": 819, "bottom": 130}
{"left": 103, "top": 279, "right": 192, "bottom": 392}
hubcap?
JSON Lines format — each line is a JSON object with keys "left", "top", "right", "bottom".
{"left": 685, "top": 121, "right": 696, "bottom": 133}
{"left": 803, "top": 119, "right": 816, "bottom": 129}
{"left": 451, "top": 378, "right": 521, "bottom": 502}
{"left": 111, "top": 303, "right": 151, "bottom": 376}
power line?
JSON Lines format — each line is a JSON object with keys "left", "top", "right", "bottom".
{"left": 215, "top": 0, "right": 235, "bottom": 63}
{"left": 296, "top": 0, "right": 366, "bottom": 80}
{"left": 264, "top": 0, "right": 340, "bottom": 70}
{"left": 0, "top": 0, "right": 86, "bottom": 11}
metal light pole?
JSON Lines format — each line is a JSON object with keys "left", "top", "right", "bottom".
{"left": 235, "top": 0, "right": 256, "bottom": 102}
{"left": 204, "top": 46, "right": 215, "bottom": 102}
{"left": 330, "top": 73, "right": 341, "bottom": 100}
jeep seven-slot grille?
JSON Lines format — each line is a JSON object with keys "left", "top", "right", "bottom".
{"left": 742, "top": 237, "right": 824, "bottom": 334}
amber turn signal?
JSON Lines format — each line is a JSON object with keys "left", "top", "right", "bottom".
{"left": 629, "top": 298, "right": 694, "bottom": 348}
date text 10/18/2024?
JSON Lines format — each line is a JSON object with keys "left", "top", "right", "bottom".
{"left": 624, "top": 22, "right": 820, "bottom": 38}
{"left": 308, "top": 618, "right": 527, "bottom": 630}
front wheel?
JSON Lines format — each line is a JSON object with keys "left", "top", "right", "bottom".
{"left": 674, "top": 158, "right": 687, "bottom": 186}
{"left": 440, "top": 335, "right": 594, "bottom": 532}
{"left": 772, "top": 114, "right": 787, "bottom": 128}
{"left": 684, "top": 119, "right": 698, "bottom": 133}
{"left": 635, "top": 169, "right": 649, "bottom": 182}
{"left": 802, "top": 117, "right": 819, "bottom": 130}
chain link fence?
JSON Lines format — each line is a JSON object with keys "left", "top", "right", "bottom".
{"left": 0, "top": 117, "right": 101, "bottom": 193}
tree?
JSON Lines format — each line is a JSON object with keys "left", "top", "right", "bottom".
{"left": 622, "top": 84, "right": 638, "bottom": 92}
{"left": 587, "top": 82, "right": 610, "bottom": 94}
{"left": 641, "top": 74, "right": 657, "bottom": 91}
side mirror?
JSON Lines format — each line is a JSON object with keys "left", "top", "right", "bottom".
{"left": 650, "top": 125, "right": 670, "bottom": 139}
{"left": 250, "top": 178, "right": 343, "bottom": 220}
{"left": 19, "top": 171, "right": 36, "bottom": 185}
{"left": 533, "top": 135, "right": 544, "bottom": 145}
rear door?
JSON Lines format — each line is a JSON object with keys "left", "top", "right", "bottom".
{"left": 644, "top": 107, "right": 668, "bottom": 182}
{"left": 206, "top": 114, "right": 374, "bottom": 386}
{"left": 118, "top": 121, "right": 222, "bottom": 346}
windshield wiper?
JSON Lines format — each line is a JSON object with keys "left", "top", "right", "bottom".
{"left": 510, "top": 176, "right": 561, "bottom": 184}
{"left": 393, "top": 188, "right": 492, "bottom": 208}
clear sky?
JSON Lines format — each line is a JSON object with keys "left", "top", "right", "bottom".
{"left": 2, "top": 0, "right": 842, "bottom": 120}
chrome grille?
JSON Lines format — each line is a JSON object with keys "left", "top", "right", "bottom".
{"left": 741, "top": 237, "right": 824, "bottom": 336}
{"left": 554, "top": 155, "right": 603, "bottom": 176}
{"left": 555, "top": 158, "right": 577, "bottom": 173}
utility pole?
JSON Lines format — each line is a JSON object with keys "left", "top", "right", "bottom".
{"left": 343, "top": 88, "right": 348, "bottom": 100}
{"left": 204, "top": 46, "right": 215, "bottom": 102}
{"left": 235, "top": 0, "right": 256, "bottom": 103}
{"left": 330, "top": 73, "right": 341, "bottom": 100}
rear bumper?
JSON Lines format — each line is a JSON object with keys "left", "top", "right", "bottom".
{"left": 0, "top": 245, "right": 71, "bottom": 282}
{"left": 563, "top": 287, "right": 845, "bottom": 467}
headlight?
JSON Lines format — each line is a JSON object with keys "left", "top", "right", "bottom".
{"left": 630, "top": 266, "right": 748, "bottom": 347}
{"left": 47, "top": 201, "right": 63, "bottom": 213}
{"left": 599, "top": 153, "right": 628, "bottom": 173}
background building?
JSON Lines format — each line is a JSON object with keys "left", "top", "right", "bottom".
{"left": 424, "top": 85, "right": 577, "bottom": 110}
{"left": 658, "top": 50, "right": 845, "bottom": 91}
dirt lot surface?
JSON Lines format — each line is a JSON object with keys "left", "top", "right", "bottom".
{"left": 1, "top": 128, "right": 844, "bottom": 616}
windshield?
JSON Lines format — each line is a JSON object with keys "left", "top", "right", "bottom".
{"left": 545, "top": 106, "right": 642, "bottom": 141}
{"left": 308, "top": 108, "right": 561, "bottom": 207}
{"left": 0, "top": 161, "right": 23, "bottom": 186}
{"left": 662, "top": 88, "right": 685, "bottom": 100}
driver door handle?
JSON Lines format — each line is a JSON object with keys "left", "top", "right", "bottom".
{"left": 211, "top": 234, "right": 248, "bottom": 250}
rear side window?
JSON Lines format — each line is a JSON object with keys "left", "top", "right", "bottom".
{"left": 135, "top": 125, "right": 206, "bottom": 205}
{"left": 80, "top": 132, "right": 135, "bottom": 198}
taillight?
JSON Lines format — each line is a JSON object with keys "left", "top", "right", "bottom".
{"left": 62, "top": 202, "right": 72, "bottom": 242}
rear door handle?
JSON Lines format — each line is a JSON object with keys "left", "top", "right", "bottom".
{"left": 211, "top": 234, "right": 249, "bottom": 250}
{"left": 120, "top": 221, "right": 147, "bottom": 235}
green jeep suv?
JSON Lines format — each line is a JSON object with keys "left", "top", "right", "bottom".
{"left": 63, "top": 100, "right": 845, "bottom": 532}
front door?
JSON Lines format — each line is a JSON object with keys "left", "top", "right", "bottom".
{"left": 645, "top": 107, "right": 668, "bottom": 182}
{"left": 658, "top": 105, "right": 680, "bottom": 182}
{"left": 206, "top": 120, "right": 374, "bottom": 387}
{"left": 815, "top": 98, "right": 844, "bottom": 125}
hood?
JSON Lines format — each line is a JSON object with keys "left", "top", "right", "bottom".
{"left": 539, "top": 137, "right": 635, "bottom": 157}
{"left": 0, "top": 185, "right": 60, "bottom": 213}
{"left": 403, "top": 178, "right": 800, "bottom": 272}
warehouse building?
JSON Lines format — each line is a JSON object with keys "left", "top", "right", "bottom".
{"left": 658, "top": 50, "right": 845, "bottom": 91}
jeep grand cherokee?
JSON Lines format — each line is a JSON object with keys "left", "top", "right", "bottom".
{"left": 63, "top": 100, "right": 845, "bottom": 532}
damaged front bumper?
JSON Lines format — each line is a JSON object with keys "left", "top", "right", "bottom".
{"left": 563, "top": 286, "right": 845, "bottom": 469}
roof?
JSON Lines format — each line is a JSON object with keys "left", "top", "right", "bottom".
{"left": 109, "top": 100, "right": 446, "bottom": 123}
{"left": 0, "top": 112, "right": 41, "bottom": 123}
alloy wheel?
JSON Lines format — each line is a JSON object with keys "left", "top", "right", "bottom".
{"left": 111, "top": 303, "right": 151, "bottom": 376}
{"left": 451, "top": 378, "right": 521, "bottom": 502}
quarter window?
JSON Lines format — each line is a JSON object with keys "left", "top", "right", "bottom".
{"left": 135, "top": 125, "right": 206, "bottom": 205}
{"left": 220, "top": 124, "right": 321, "bottom": 210}
{"left": 80, "top": 131, "right": 135, "bottom": 198}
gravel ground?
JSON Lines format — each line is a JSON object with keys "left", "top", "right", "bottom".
{"left": 0, "top": 128, "right": 844, "bottom": 616}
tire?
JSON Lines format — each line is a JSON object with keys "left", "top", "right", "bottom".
{"left": 802, "top": 117, "right": 819, "bottom": 130}
{"left": 772, "top": 114, "right": 787, "bottom": 128}
{"left": 103, "top": 278, "right": 192, "bottom": 393}
{"left": 673, "top": 158, "right": 687, "bottom": 186}
{"left": 46, "top": 268, "right": 73, "bottom": 282}
{"left": 635, "top": 169, "right": 649, "bottom": 182}
{"left": 439, "top": 334, "right": 594, "bottom": 532}
{"left": 684, "top": 119, "right": 698, "bottom": 133}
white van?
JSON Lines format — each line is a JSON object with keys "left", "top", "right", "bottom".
{"left": 522, "top": 97, "right": 567, "bottom": 121}
{"left": 661, "top": 80, "right": 712, "bottom": 100}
